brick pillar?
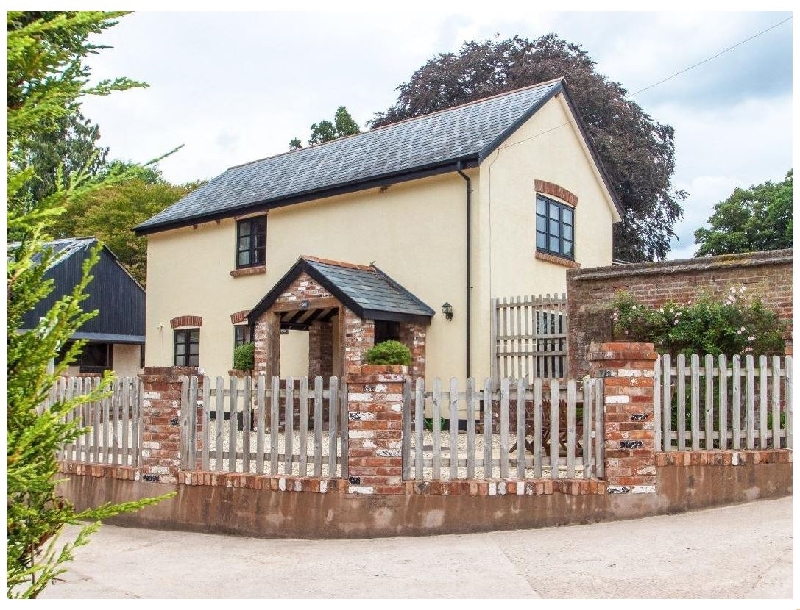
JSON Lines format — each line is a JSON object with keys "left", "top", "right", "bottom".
{"left": 346, "top": 364, "right": 407, "bottom": 494}
{"left": 254, "top": 310, "right": 280, "bottom": 377}
{"left": 139, "top": 366, "right": 200, "bottom": 484}
{"left": 342, "top": 307, "right": 375, "bottom": 376}
{"left": 587, "top": 342, "right": 658, "bottom": 494}
{"left": 398, "top": 322, "right": 426, "bottom": 379}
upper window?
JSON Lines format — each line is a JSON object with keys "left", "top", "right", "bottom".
{"left": 236, "top": 216, "right": 266, "bottom": 269}
{"left": 174, "top": 329, "right": 199, "bottom": 367}
{"left": 536, "top": 194, "right": 574, "bottom": 260}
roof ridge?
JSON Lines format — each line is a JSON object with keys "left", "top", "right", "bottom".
{"left": 225, "top": 78, "right": 564, "bottom": 173}
{"left": 301, "top": 255, "right": 374, "bottom": 272}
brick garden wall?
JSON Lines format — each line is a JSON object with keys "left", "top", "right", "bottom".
{"left": 567, "top": 249, "right": 793, "bottom": 378}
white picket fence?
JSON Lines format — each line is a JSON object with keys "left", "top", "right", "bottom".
{"left": 181, "top": 375, "right": 348, "bottom": 478}
{"left": 654, "top": 354, "right": 793, "bottom": 452}
{"left": 51, "top": 376, "right": 142, "bottom": 466}
{"left": 402, "top": 377, "right": 604, "bottom": 481}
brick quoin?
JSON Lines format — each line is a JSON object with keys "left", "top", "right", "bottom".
{"left": 588, "top": 342, "right": 658, "bottom": 494}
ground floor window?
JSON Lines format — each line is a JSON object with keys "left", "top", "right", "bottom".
{"left": 174, "top": 328, "right": 199, "bottom": 367}
{"left": 234, "top": 324, "right": 251, "bottom": 349}
{"left": 375, "top": 320, "right": 400, "bottom": 344}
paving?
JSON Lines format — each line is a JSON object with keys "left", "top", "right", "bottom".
{"left": 40, "top": 496, "right": 793, "bottom": 600}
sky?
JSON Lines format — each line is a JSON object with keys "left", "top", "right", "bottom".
{"left": 74, "top": 6, "right": 795, "bottom": 260}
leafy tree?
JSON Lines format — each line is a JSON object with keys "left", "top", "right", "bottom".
{"left": 7, "top": 11, "right": 171, "bottom": 598}
{"left": 51, "top": 175, "right": 202, "bottom": 285}
{"left": 370, "top": 34, "right": 686, "bottom": 262}
{"left": 289, "top": 105, "right": 361, "bottom": 149}
{"left": 694, "top": 170, "right": 793, "bottom": 256}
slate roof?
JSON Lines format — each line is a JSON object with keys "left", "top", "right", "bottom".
{"left": 136, "top": 78, "right": 569, "bottom": 235}
{"left": 248, "top": 256, "right": 436, "bottom": 325}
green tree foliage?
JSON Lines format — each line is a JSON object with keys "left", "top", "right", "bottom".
{"left": 289, "top": 106, "right": 361, "bottom": 149}
{"left": 7, "top": 11, "right": 172, "bottom": 598}
{"left": 611, "top": 289, "right": 786, "bottom": 358}
{"left": 370, "top": 34, "right": 686, "bottom": 263}
{"left": 51, "top": 166, "right": 202, "bottom": 285}
{"left": 694, "top": 170, "right": 793, "bottom": 256}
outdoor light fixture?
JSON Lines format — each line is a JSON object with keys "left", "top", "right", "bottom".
{"left": 442, "top": 302, "right": 453, "bottom": 321}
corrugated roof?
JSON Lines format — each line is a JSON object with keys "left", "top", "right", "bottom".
{"left": 136, "top": 79, "right": 565, "bottom": 234}
{"left": 248, "top": 256, "right": 435, "bottom": 325}
{"left": 7, "top": 237, "right": 96, "bottom": 268}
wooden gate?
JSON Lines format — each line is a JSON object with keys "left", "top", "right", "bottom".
{"left": 491, "top": 294, "right": 568, "bottom": 381}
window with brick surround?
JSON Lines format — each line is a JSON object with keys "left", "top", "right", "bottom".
{"left": 536, "top": 194, "right": 574, "bottom": 260}
{"left": 174, "top": 328, "right": 199, "bottom": 366}
{"left": 236, "top": 216, "right": 266, "bottom": 269}
{"left": 233, "top": 324, "right": 251, "bottom": 349}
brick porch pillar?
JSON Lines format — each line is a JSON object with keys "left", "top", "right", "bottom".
{"left": 139, "top": 366, "right": 200, "bottom": 484}
{"left": 346, "top": 364, "right": 407, "bottom": 494}
{"left": 588, "top": 342, "right": 658, "bottom": 494}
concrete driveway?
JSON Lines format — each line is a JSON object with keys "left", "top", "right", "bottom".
{"left": 40, "top": 496, "right": 792, "bottom": 599}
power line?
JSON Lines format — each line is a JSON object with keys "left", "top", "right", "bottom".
{"left": 630, "top": 15, "right": 792, "bottom": 97}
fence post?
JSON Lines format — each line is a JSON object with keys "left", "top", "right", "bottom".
{"left": 139, "top": 366, "right": 202, "bottom": 484}
{"left": 346, "top": 364, "right": 407, "bottom": 494}
{"left": 587, "top": 342, "right": 658, "bottom": 494}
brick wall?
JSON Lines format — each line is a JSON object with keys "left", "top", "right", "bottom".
{"left": 567, "top": 249, "right": 793, "bottom": 378}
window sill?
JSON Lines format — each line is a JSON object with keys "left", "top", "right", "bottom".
{"left": 536, "top": 251, "right": 580, "bottom": 269}
{"left": 230, "top": 265, "right": 266, "bottom": 278}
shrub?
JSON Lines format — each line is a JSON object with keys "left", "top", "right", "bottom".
{"left": 364, "top": 340, "right": 411, "bottom": 366}
{"left": 611, "top": 288, "right": 786, "bottom": 358}
{"left": 233, "top": 342, "right": 255, "bottom": 371}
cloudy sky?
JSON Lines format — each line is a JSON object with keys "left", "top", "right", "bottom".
{"left": 77, "top": 7, "right": 794, "bottom": 260}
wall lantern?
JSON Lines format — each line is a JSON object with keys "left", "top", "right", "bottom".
{"left": 441, "top": 302, "right": 454, "bottom": 321}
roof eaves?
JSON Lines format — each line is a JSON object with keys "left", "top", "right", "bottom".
{"left": 371, "top": 265, "right": 436, "bottom": 317}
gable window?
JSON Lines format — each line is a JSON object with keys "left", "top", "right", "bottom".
{"left": 174, "top": 329, "right": 199, "bottom": 367}
{"left": 536, "top": 194, "right": 574, "bottom": 260}
{"left": 236, "top": 216, "right": 266, "bottom": 268}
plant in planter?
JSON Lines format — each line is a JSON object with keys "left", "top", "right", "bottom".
{"left": 364, "top": 340, "right": 411, "bottom": 366}
{"left": 232, "top": 342, "right": 255, "bottom": 372}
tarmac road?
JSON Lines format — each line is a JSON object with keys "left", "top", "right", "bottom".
{"left": 40, "top": 496, "right": 793, "bottom": 600}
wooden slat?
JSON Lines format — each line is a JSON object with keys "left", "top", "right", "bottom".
{"left": 690, "top": 354, "right": 700, "bottom": 451}
{"left": 483, "top": 379, "right": 493, "bottom": 479}
{"left": 499, "top": 378, "right": 510, "bottom": 479}
{"left": 242, "top": 376, "right": 252, "bottom": 473}
{"left": 746, "top": 355, "right": 755, "bottom": 449}
{"left": 402, "top": 378, "right": 412, "bottom": 480}
{"left": 270, "top": 376, "right": 280, "bottom": 475}
{"left": 516, "top": 378, "right": 526, "bottom": 480}
{"left": 449, "top": 377, "right": 459, "bottom": 480}
{"left": 298, "top": 376, "right": 309, "bottom": 476}
{"left": 179, "top": 377, "right": 189, "bottom": 468}
{"left": 92, "top": 379, "right": 101, "bottom": 463}
{"left": 187, "top": 376, "right": 198, "bottom": 470}
{"left": 662, "top": 354, "right": 672, "bottom": 452}
{"left": 771, "top": 356, "right": 781, "bottom": 449}
{"left": 550, "top": 379, "right": 560, "bottom": 479}
{"left": 228, "top": 376, "right": 238, "bottom": 472}
{"left": 255, "top": 375, "right": 265, "bottom": 474}
{"left": 414, "top": 378, "right": 424, "bottom": 480}
{"left": 566, "top": 379, "right": 576, "bottom": 478}
{"left": 102, "top": 383, "right": 111, "bottom": 464}
{"left": 490, "top": 298, "right": 498, "bottom": 382}
{"left": 533, "top": 378, "right": 543, "bottom": 479}
{"left": 121, "top": 378, "right": 130, "bottom": 466}
{"left": 718, "top": 356, "right": 728, "bottom": 450}
{"left": 786, "top": 356, "right": 793, "bottom": 450}
{"left": 202, "top": 376, "right": 211, "bottom": 471}
{"left": 112, "top": 378, "right": 121, "bottom": 465}
{"left": 732, "top": 356, "right": 741, "bottom": 450}
{"left": 285, "top": 377, "right": 294, "bottom": 475}
{"left": 328, "top": 377, "right": 339, "bottom": 477}
{"left": 653, "top": 357, "right": 662, "bottom": 452}
{"left": 313, "top": 376, "right": 323, "bottom": 477}
{"left": 215, "top": 377, "right": 224, "bottom": 471}
{"left": 466, "top": 377, "right": 476, "bottom": 479}
{"left": 582, "top": 377, "right": 593, "bottom": 479}
{"left": 432, "top": 378, "right": 442, "bottom": 479}
{"left": 677, "top": 354, "right": 686, "bottom": 451}
{"left": 339, "top": 378, "right": 348, "bottom": 479}
{"left": 594, "top": 379, "right": 604, "bottom": 479}
{"left": 704, "top": 354, "right": 714, "bottom": 450}
{"left": 759, "top": 355, "right": 768, "bottom": 449}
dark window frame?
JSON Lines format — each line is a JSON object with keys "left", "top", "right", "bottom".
{"left": 233, "top": 324, "right": 251, "bottom": 350}
{"left": 236, "top": 216, "right": 266, "bottom": 269}
{"left": 536, "top": 194, "right": 575, "bottom": 260}
{"left": 375, "top": 320, "right": 401, "bottom": 344}
{"left": 174, "top": 328, "right": 199, "bottom": 367}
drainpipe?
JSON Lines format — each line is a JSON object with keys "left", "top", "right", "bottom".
{"left": 457, "top": 162, "right": 471, "bottom": 379}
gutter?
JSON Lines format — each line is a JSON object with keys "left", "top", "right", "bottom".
{"left": 457, "top": 162, "right": 472, "bottom": 379}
